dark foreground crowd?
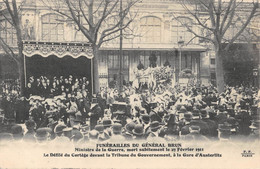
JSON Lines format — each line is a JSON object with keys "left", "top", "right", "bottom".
{"left": 0, "top": 75, "right": 259, "bottom": 145}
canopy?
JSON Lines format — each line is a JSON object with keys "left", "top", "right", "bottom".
{"left": 23, "top": 41, "right": 94, "bottom": 59}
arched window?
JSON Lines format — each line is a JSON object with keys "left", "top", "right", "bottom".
{"left": 171, "top": 17, "right": 193, "bottom": 44}
{"left": 42, "top": 14, "right": 64, "bottom": 41}
{"left": 140, "top": 16, "right": 161, "bottom": 43}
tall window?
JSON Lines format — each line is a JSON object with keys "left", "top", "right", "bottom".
{"left": 140, "top": 16, "right": 161, "bottom": 43}
{"left": 42, "top": 14, "right": 64, "bottom": 41}
{"left": 171, "top": 17, "right": 193, "bottom": 44}
{"left": 0, "top": 20, "right": 17, "bottom": 46}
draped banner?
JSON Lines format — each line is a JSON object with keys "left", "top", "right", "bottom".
{"left": 23, "top": 41, "right": 94, "bottom": 59}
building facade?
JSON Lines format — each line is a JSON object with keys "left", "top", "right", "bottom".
{"left": 0, "top": 0, "right": 259, "bottom": 88}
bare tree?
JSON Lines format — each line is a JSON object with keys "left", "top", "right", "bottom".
{"left": 178, "top": 0, "right": 259, "bottom": 92}
{"left": 43, "top": 0, "right": 139, "bottom": 93}
{"left": 0, "top": 0, "right": 26, "bottom": 95}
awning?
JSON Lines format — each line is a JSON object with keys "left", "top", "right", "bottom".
{"left": 23, "top": 41, "right": 94, "bottom": 59}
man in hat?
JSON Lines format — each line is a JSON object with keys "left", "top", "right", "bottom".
{"left": 201, "top": 109, "right": 218, "bottom": 138}
{"left": 147, "top": 121, "right": 161, "bottom": 139}
{"left": 180, "top": 112, "right": 193, "bottom": 135}
{"left": 140, "top": 114, "right": 150, "bottom": 136}
{"left": 189, "top": 109, "right": 209, "bottom": 136}
{"left": 52, "top": 123, "right": 70, "bottom": 143}
{"left": 0, "top": 133, "right": 13, "bottom": 145}
{"left": 109, "top": 123, "right": 125, "bottom": 142}
{"left": 102, "top": 117, "right": 112, "bottom": 139}
{"left": 133, "top": 124, "right": 145, "bottom": 140}
{"left": 215, "top": 105, "right": 228, "bottom": 125}
{"left": 182, "top": 125, "right": 209, "bottom": 141}
{"left": 217, "top": 123, "right": 232, "bottom": 141}
{"left": 237, "top": 110, "right": 252, "bottom": 136}
{"left": 78, "top": 124, "right": 90, "bottom": 144}
{"left": 88, "top": 104, "right": 102, "bottom": 130}
{"left": 122, "top": 121, "right": 135, "bottom": 140}
{"left": 248, "top": 120, "right": 260, "bottom": 141}
{"left": 15, "top": 96, "right": 29, "bottom": 124}
{"left": 88, "top": 130, "right": 99, "bottom": 144}
{"left": 11, "top": 124, "right": 24, "bottom": 141}
{"left": 35, "top": 127, "right": 52, "bottom": 143}
{"left": 23, "top": 119, "right": 36, "bottom": 142}
{"left": 95, "top": 124, "right": 108, "bottom": 141}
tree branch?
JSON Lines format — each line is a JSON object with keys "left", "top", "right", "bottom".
{"left": 224, "top": 2, "right": 258, "bottom": 50}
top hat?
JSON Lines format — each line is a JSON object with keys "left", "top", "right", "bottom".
{"left": 179, "top": 106, "right": 187, "bottom": 113}
{"left": 141, "top": 114, "right": 150, "bottom": 123}
{"left": 89, "top": 130, "right": 99, "bottom": 139}
{"left": 102, "top": 118, "right": 112, "bottom": 127}
{"left": 192, "top": 109, "right": 200, "bottom": 117}
{"left": 184, "top": 112, "right": 193, "bottom": 120}
{"left": 200, "top": 109, "right": 208, "bottom": 118}
{"left": 125, "top": 121, "right": 136, "bottom": 133}
{"left": 150, "top": 121, "right": 161, "bottom": 130}
{"left": 54, "top": 124, "right": 67, "bottom": 134}
{"left": 189, "top": 125, "right": 200, "bottom": 131}
{"left": 11, "top": 125, "right": 23, "bottom": 135}
{"left": 218, "top": 124, "right": 231, "bottom": 133}
{"left": 74, "top": 112, "right": 83, "bottom": 123}
{"left": 35, "top": 127, "right": 52, "bottom": 139}
{"left": 25, "top": 119, "right": 36, "bottom": 128}
{"left": 112, "top": 123, "right": 122, "bottom": 134}
{"left": 132, "top": 124, "right": 144, "bottom": 136}
{"left": 95, "top": 124, "right": 104, "bottom": 133}
{"left": 249, "top": 120, "right": 260, "bottom": 129}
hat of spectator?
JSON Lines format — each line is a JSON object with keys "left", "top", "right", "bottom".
{"left": 81, "top": 124, "right": 90, "bottom": 134}
{"left": 0, "top": 133, "right": 13, "bottom": 142}
{"left": 11, "top": 125, "right": 23, "bottom": 136}
{"left": 114, "top": 110, "right": 125, "bottom": 115}
{"left": 218, "top": 105, "right": 225, "bottom": 112}
{"left": 125, "top": 121, "right": 136, "bottom": 133}
{"left": 67, "top": 106, "right": 77, "bottom": 114}
{"left": 218, "top": 124, "right": 231, "bottom": 134}
{"left": 189, "top": 125, "right": 200, "bottom": 132}
{"left": 35, "top": 127, "right": 52, "bottom": 140}
{"left": 89, "top": 130, "right": 99, "bottom": 139}
{"left": 102, "top": 118, "right": 112, "bottom": 127}
{"left": 74, "top": 111, "right": 83, "bottom": 123}
{"left": 249, "top": 120, "right": 260, "bottom": 129}
{"left": 54, "top": 123, "right": 67, "bottom": 134}
{"left": 200, "top": 109, "right": 208, "bottom": 118}
{"left": 63, "top": 127, "right": 73, "bottom": 138}
{"left": 141, "top": 114, "right": 150, "bottom": 124}
{"left": 184, "top": 112, "right": 193, "bottom": 121}
{"left": 192, "top": 109, "right": 200, "bottom": 117}
{"left": 150, "top": 121, "right": 161, "bottom": 130}
{"left": 95, "top": 124, "right": 104, "bottom": 133}
{"left": 25, "top": 119, "right": 36, "bottom": 129}
{"left": 45, "top": 110, "right": 54, "bottom": 118}
{"left": 112, "top": 123, "right": 122, "bottom": 134}
{"left": 113, "top": 119, "right": 121, "bottom": 124}
{"left": 227, "top": 117, "right": 239, "bottom": 126}
{"left": 133, "top": 124, "right": 144, "bottom": 136}
{"left": 71, "top": 130, "right": 83, "bottom": 142}
{"left": 179, "top": 106, "right": 187, "bottom": 113}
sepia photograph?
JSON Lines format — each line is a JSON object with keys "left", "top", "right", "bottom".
{"left": 0, "top": 0, "right": 259, "bottom": 168}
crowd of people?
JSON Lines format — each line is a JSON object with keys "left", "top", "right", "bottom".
{"left": 0, "top": 75, "right": 259, "bottom": 146}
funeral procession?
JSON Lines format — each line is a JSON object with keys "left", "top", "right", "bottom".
{"left": 0, "top": 0, "right": 259, "bottom": 149}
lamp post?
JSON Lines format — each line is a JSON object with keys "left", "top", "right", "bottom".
{"left": 178, "top": 36, "right": 184, "bottom": 76}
